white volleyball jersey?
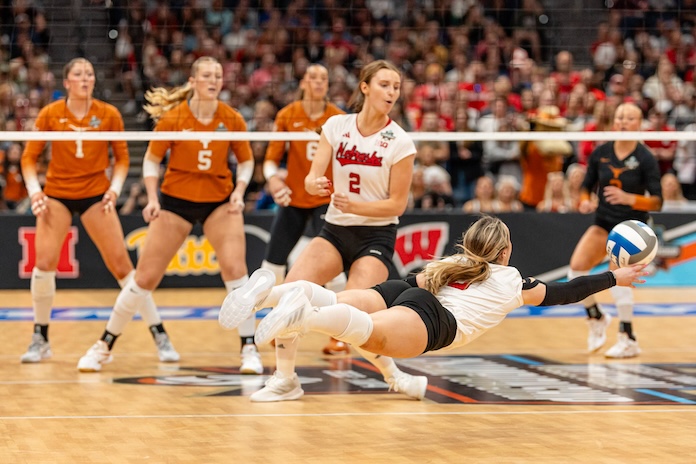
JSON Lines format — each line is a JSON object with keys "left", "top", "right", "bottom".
{"left": 322, "top": 113, "right": 416, "bottom": 226}
{"left": 434, "top": 262, "right": 524, "bottom": 350}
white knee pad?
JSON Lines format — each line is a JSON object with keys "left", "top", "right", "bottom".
{"left": 117, "top": 270, "right": 136, "bottom": 289}
{"left": 610, "top": 286, "right": 634, "bottom": 321}
{"left": 336, "top": 304, "right": 374, "bottom": 347}
{"left": 31, "top": 267, "right": 56, "bottom": 298}
{"left": 107, "top": 279, "right": 151, "bottom": 335}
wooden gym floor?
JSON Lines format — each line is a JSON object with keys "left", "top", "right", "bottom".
{"left": 1, "top": 287, "right": 696, "bottom": 463}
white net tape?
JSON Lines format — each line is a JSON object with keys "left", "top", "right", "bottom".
{"left": 0, "top": 130, "right": 693, "bottom": 142}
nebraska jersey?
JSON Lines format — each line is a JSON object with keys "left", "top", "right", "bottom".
{"left": 21, "top": 99, "right": 129, "bottom": 199}
{"left": 434, "top": 262, "right": 524, "bottom": 350}
{"left": 265, "top": 101, "right": 344, "bottom": 208}
{"left": 148, "top": 101, "right": 253, "bottom": 203}
{"left": 322, "top": 114, "right": 416, "bottom": 226}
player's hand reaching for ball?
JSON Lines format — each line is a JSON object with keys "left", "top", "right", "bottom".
{"left": 612, "top": 264, "right": 649, "bottom": 288}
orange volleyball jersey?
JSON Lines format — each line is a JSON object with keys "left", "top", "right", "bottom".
{"left": 21, "top": 99, "right": 129, "bottom": 199}
{"left": 265, "top": 101, "right": 344, "bottom": 208}
{"left": 148, "top": 102, "right": 253, "bottom": 203}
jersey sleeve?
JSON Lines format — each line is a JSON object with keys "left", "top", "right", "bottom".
{"left": 641, "top": 146, "right": 663, "bottom": 198}
{"left": 21, "top": 105, "right": 50, "bottom": 165}
{"left": 322, "top": 115, "right": 341, "bottom": 146}
{"left": 229, "top": 113, "right": 253, "bottom": 163}
{"left": 147, "top": 116, "right": 174, "bottom": 159}
{"left": 107, "top": 105, "right": 130, "bottom": 170}
{"left": 264, "top": 107, "right": 290, "bottom": 164}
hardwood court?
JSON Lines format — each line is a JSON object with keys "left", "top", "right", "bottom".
{"left": 1, "top": 287, "right": 696, "bottom": 463}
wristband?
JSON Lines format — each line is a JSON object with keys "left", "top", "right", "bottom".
{"left": 25, "top": 177, "right": 42, "bottom": 197}
{"left": 263, "top": 161, "right": 279, "bottom": 181}
{"left": 142, "top": 158, "right": 160, "bottom": 178}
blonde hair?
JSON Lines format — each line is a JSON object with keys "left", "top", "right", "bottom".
{"left": 422, "top": 215, "right": 510, "bottom": 294}
{"left": 143, "top": 56, "right": 220, "bottom": 121}
{"left": 348, "top": 59, "right": 401, "bottom": 112}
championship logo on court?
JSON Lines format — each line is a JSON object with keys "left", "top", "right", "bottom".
{"left": 18, "top": 226, "right": 80, "bottom": 278}
{"left": 114, "top": 355, "right": 696, "bottom": 405}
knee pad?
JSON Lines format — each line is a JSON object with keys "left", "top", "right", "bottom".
{"left": 610, "top": 286, "right": 634, "bottom": 307}
{"left": 336, "top": 304, "right": 373, "bottom": 347}
{"left": 31, "top": 267, "right": 56, "bottom": 298}
{"left": 117, "top": 270, "right": 136, "bottom": 289}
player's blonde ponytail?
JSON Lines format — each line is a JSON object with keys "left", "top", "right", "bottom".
{"left": 423, "top": 216, "right": 510, "bottom": 294}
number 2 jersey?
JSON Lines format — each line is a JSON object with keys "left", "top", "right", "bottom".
{"left": 583, "top": 142, "right": 662, "bottom": 225}
{"left": 321, "top": 113, "right": 416, "bottom": 226}
{"left": 264, "top": 100, "right": 344, "bottom": 209}
{"left": 148, "top": 101, "right": 253, "bottom": 203}
{"left": 21, "top": 99, "right": 129, "bottom": 199}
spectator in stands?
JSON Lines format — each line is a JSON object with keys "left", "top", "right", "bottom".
{"left": 644, "top": 106, "right": 677, "bottom": 175}
{"left": 448, "top": 107, "right": 484, "bottom": 206}
{"left": 578, "top": 98, "right": 616, "bottom": 165}
{"left": 643, "top": 56, "right": 684, "bottom": 110}
{"left": 519, "top": 106, "right": 574, "bottom": 210}
{"left": 566, "top": 163, "right": 593, "bottom": 211}
{"left": 676, "top": 119, "right": 696, "bottom": 200}
{"left": 478, "top": 96, "right": 522, "bottom": 183}
{"left": 420, "top": 164, "right": 455, "bottom": 211}
{"left": 495, "top": 175, "right": 524, "bottom": 213}
{"left": 462, "top": 174, "right": 496, "bottom": 213}
{"left": 1, "top": 141, "right": 28, "bottom": 210}
{"left": 536, "top": 171, "right": 573, "bottom": 213}
{"left": 660, "top": 172, "right": 690, "bottom": 211}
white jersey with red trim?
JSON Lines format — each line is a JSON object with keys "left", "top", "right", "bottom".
{"left": 434, "top": 262, "right": 524, "bottom": 350}
{"left": 322, "top": 113, "right": 416, "bottom": 226}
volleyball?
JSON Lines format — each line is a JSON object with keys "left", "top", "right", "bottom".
{"left": 606, "top": 220, "right": 658, "bottom": 268}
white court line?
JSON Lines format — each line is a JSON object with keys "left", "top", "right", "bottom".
{"left": 2, "top": 409, "right": 696, "bottom": 421}
{"left": 0, "top": 379, "right": 102, "bottom": 385}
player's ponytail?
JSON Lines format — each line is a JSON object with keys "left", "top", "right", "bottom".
{"left": 423, "top": 216, "right": 510, "bottom": 294}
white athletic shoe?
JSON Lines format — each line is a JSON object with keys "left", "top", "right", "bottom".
{"left": 20, "top": 333, "right": 52, "bottom": 363}
{"left": 605, "top": 333, "right": 641, "bottom": 358}
{"left": 254, "top": 286, "right": 314, "bottom": 346}
{"left": 218, "top": 269, "right": 276, "bottom": 330}
{"left": 386, "top": 371, "right": 428, "bottom": 400}
{"left": 250, "top": 371, "right": 304, "bottom": 402}
{"left": 77, "top": 340, "right": 113, "bottom": 372}
{"left": 587, "top": 313, "right": 612, "bottom": 352}
{"left": 155, "top": 333, "right": 180, "bottom": 362}
{"left": 240, "top": 344, "right": 263, "bottom": 375}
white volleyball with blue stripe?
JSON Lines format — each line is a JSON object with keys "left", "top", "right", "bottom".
{"left": 606, "top": 220, "right": 658, "bottom": 268}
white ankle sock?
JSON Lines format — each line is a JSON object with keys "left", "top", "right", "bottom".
{"left": 275, "top": 336, "right": 299, "bottom": 378}
{"left": 354, "top": 346, "right": 399, "bottom": 379}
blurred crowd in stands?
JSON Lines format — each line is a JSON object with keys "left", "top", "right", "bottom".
{"left": 2, "top": 0, "right": 696, "bottom": 214}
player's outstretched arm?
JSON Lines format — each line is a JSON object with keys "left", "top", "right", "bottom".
{"left": 522, "top": 264, "right": 648, "bottom": 307}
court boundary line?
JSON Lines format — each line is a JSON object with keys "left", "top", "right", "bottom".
{"left": 2, "top": 408, "right": 696, "bottom": 421}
